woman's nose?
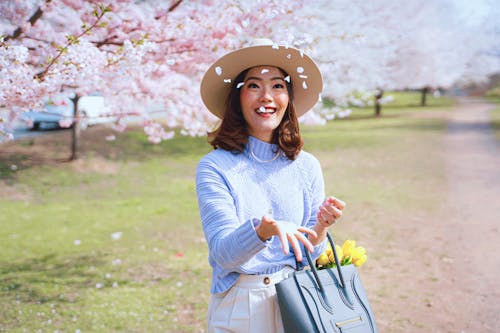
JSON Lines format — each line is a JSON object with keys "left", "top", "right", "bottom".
{"left": 259, "top": 87, "right": 273, "bottom": 102}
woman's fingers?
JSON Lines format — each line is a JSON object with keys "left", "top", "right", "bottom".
{"left": 318, "top": 196, "right": 346, "bottom": 227}
{"left": 320, "top": 205, "right": 342, "bottom": 219}
{"left": 326, "top": 196, "right": 346, "bottom": 210}
{"left": 277, "top": 229, "right": 290, "bottom": 256}
{"left": 273, "top": 221, "right": 317, "bottom": 261}
{"left": 287, "top": 232, "right": 303, "bottom": 262}
{"left": 297, "top": 226, "right": 317, "bottom": 239}
{"left": 294, "top": 231, "right": 314, "bottom": 253}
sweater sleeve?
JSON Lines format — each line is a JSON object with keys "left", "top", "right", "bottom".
{"left": 196, "top": 156, "right": 269, "bottom": 271}
{"left": 296, "top": 153, "right": 328, "bottom": 268}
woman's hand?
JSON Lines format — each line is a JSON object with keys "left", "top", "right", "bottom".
{"left": 255, "top": 215, "right": 317, "bottom": 262}
{"left": 309, "top": 196, "right": 346, "bottom": 246}
{"left": 316, "top": 196, "right": 346, "bottom": 229}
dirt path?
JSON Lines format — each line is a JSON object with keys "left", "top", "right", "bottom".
{"left": 366, "top": 99, "right": 500, "bottom": 333}
{"left": 438, "top": 98, "right": 500, "bottom": 332}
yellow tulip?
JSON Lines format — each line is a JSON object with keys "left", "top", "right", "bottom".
{"left": 351, "top": 246, "right": 367, "bottom": 267}
{"left": 316, "top": 252, "right": 330, "bottom": 266}
{"left": 352, "top": 246, "right": 366, "bottom": 260}
{"left": 353, "top": 254, "right": 367, "bottom": 267}
{"left": 342, "top": 240, "right": 356, "bottom": 258}
{"left": 325, "top": 243, "right": 333, "bottom": 256}
{"left": 332, "top": 244, "right": 343, "bottom": 263}
{"left": 317, "top": 239, "right": 368, "bottom": 269}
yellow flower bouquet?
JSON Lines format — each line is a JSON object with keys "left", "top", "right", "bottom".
{"left": 316, "top": 239, "right": 368, "bottom": 269}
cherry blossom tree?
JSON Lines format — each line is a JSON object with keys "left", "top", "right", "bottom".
{"left": 296, "top": 0, "right": 499, "bottom": 116}
{"left": 0, "top": 0, "right": 306, "bottom": 148}
{"left": 1, "top": 0, "right": 499, "bottom": 146}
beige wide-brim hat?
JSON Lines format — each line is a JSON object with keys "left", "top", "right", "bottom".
{"left": 200, "top": 39, "right": 323, "bottom": 119}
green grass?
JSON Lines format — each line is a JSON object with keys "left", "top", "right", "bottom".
{"left": 488, "top": 101, "right": 500, "bottom": 141}
{"left": 322, "top": 90, "right": 455, "bottom": 117}
{"left": 0, "top": 94, "right": 454, "bottom": 332}
{"left": 380, "top": 90, "right": 455, "bottom": 108}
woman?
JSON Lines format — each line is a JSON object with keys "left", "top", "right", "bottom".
{"left": 196, "top": 39, "right": 346, "bottom": 332}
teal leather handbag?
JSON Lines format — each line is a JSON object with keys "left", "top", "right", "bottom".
{"left": 276, "top": 233, "right": 378, "bottom": 333}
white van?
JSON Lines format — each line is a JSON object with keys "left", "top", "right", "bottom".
{"left": 22, "top": 95, "right": 114, "bottom": 130}
{"left": 78, "top": 95, "right": 115, "bottom": 129}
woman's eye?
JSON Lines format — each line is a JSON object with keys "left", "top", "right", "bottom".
{"left": 273, "top": 83, "right": 285, "bottom": 89}
{"left": 247, "top": 82, "right": 259, "bottom": 88}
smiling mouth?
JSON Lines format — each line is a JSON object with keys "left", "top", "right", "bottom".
{"left": 256, "top": 106, "right": 276, "bottom": 114}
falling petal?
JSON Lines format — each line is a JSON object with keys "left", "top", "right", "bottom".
{"left": 224, "top": 79, "right": 231, "bottom": 83}
{"left": 259, "top": 106, "right": 266, "bottom": 112}
{"left": 299, "top": 75, "right": 308, "bottom": 79}
{"left": 96, "top": 283, "right": 103, "bottom": 289}
{"left": 215, "top": 66, "right": 222, "bottom": 76}
{"left": 261, "top": 68, "right": 269, "bottom": 74}
{"left": 73, "top": 240, "right": 81, "bottom": 246}
{"left": 272, "top": 43, "right": 279, "bottom": 49}
{"left": 236, "top": 82, "right": 245, "bottom": 89}
{"left": 297, "top": 67, "right": 304, "bottom": 73}
{"left": 287, "top": 54, "right": 292, "bottom": 59}
{"left": 111, "top": 232, "right": 122, "bottom": 240}
{"left": 284, "top": 76, "right": 290, "bottom": 83}
{"left": 300, "top": 50, "right": 305, "bottom": 58}
{"left": 112, "top": 282, "right": 118, "bottom": 288}
{"left": 112, "top": 259, "right": 122, "bottom": 265}
{"left": 302, "top": 81, "right": 308, "bottom": 89}
{"left": 318, "top": 94, "right": 322, "bottom": 102}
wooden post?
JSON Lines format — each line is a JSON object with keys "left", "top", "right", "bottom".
{"left": 70, "top": 94, "right": 80, "bottom": 161}
{"left": 421, "top": 86, "right": 429, "bottom": 106}
{"left": 374, "top": 89, "right": 384, "bottom": 117}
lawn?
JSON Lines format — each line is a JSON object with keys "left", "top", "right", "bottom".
{"left": 1, "top": 93, "right": 454, "bottom": 332}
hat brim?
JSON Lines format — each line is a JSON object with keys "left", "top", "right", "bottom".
{"left": 200, "top": 44, "right": 323, "bottom": 119}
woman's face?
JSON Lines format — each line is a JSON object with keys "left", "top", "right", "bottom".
{"left": 240, "top": 66, "right": 289, "bottom": 142}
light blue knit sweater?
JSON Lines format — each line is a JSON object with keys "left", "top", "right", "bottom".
{"left": 196, "top": 136, "right": 327, "bottom": 294}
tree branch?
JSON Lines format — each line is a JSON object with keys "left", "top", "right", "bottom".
{"left": 4, "top": 1, "right": 49, "bottom": 42}
{"left": 168, "top": 0, "right": 183, "bottom": 12}
{"left": 35, "top": 5, "right": 110, "bottom": 81}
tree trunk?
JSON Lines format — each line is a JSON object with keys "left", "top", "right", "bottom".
{"left": 375, "top": 89, "right": 384, "bottom": 117}
{"left": 421, "top": 86, "right": 429, "bottom": 106}
{"left": 70, "top": 94, "right": 80, "bottom": 161}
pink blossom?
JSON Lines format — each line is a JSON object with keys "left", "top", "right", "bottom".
{"left": 1, "top": 0, "right": 498, "bottom": 142}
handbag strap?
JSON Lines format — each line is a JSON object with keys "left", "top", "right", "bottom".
{"left": 304, "top": 232, "right": 346, "bottom": 290}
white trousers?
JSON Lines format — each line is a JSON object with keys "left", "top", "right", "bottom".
{"left": 207, "top": 267, "right": 294, "bottom": 333}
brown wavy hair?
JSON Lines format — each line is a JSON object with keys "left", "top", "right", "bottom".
{"left": 208, "top": 67, "right": 304, "bottom": 160}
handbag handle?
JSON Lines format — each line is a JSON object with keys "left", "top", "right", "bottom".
{"left": 304, "top": 232, "right": 346, "bottom": 290}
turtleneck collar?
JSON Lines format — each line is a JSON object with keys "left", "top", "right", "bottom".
{"left": 246, "top": 136, "right": 281, "bottom": 162}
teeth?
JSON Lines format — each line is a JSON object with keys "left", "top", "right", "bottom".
{"left": 257, "top": 106, "right": 275, "bottom": 114}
